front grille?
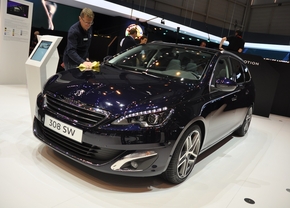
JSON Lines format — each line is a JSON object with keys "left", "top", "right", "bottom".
{"left": 45, "top": 92, "right": 110, "bottom": 128}
{"left": 37, "top": 121, "right": 124, "bottom": 164}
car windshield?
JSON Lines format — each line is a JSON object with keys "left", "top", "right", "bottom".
{"left": 108, "top": 43, "right": 214, "bottom": 80}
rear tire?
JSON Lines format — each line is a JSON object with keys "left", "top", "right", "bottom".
{"left": 235, "top": 107, "right": 252, "bottom": 136}
{"left": 162, "top": 125, "right": 202, "bottom": 184}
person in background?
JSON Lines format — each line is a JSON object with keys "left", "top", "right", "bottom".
{"left": 200, "top": 41, "right": 207, "bottom": 47}
{"left": 63, "top": 8, "right": 94, "bottom": 70}
{"left": 140, "top": 35, "right": 148, "bottom": 45}
{"left": 219, "top": 29, "right": 245, "bottom": 53}
{"left": 29, "top": 30, "right": 40, "bottom": 55}
{"left": 137, "top": 35, "right": 148, "bottom": 66}
{"left": 120, "top": 28, "right": 138, "bottom": 51}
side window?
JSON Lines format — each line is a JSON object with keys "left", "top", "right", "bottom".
{"left": 211, "top": 57, "right": 229, "bottom": 87}
{"left": 230, "top": 58, "right": 245, "bottom": 83}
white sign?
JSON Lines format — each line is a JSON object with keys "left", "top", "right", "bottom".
{"left": 44, "top": 114, "right": 83, "bottom": 143}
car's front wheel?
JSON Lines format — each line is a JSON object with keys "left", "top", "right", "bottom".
{"left": 162, "top": 125, "right": 202, "bottom": 184}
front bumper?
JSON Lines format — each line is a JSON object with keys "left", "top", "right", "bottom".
{"left": 33, "top": 117, "right": 174, "bottom": 177}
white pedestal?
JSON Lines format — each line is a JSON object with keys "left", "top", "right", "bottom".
{"left": 25, "top": 35, "right": 62, "bottom": 120}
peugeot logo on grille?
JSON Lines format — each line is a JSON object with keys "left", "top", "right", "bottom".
{"left": 74, "top": 89, "right": 85, "bottom": 97}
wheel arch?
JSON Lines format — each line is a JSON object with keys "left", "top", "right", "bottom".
{"left": 164, "top": 117, "right": 206, "bottom": 170}
{"left": 161, "top": 118, "right": 205, "bottom": 183}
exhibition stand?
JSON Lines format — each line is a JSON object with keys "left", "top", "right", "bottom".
{"left": 0, "top": 0, "right": 33, "bottom": 84}
{"left": 25, "top": 35, "right": 62, "bottom": 120}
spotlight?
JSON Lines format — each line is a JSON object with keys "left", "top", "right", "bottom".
{"left": 161, "top": 18, "right": 165, "bottom": 24}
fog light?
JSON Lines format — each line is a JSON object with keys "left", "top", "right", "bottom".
{"left": 111, "top": 151, "right": 157, "bottom": 171}
{"left": 131, "top": 161, "right": 138, "bottom": 169}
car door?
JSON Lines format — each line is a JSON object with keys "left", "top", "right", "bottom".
{"left": 202, "top": 56, "right": 240, "bottom": 148}
{"left": 228, "top": 57, "right": 250, "bottom": 124}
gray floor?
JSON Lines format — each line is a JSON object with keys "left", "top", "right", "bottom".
{"left": 1, "top": 85, "right": 290, "bottom": 208}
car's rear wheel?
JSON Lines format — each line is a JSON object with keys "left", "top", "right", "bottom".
{"left": 235, "top": 106, "right": 253, "bottom": 136}
{"left": 162, "top": 125, "right": 202, "bottom": 184}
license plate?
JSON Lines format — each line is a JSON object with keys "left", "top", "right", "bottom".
{"left": 44, "top": 115, "right": 83, "bottom": 143}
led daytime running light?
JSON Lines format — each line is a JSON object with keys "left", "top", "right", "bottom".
{"left": 115, "top": 107, "right": 168, "bottom": 124}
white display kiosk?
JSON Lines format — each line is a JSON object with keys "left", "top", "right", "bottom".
{"left": 25, "top": 35, "right": 62, "bottom": 120}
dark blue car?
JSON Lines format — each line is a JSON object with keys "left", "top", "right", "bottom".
{"left": 33, "top": 42, "right": 255, "bottom": 184}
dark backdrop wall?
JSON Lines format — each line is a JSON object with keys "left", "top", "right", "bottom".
{"left": 28, "top": 1, "right": 132, "bottom": 69}
{"left": 269, "top": 62, "right": 290, "bottom": 117}
{"left": 237, "top": 53, "right": 280, "bottom": 117}
{"left": 27, "top": 0, "right": 81, "bottom": 32}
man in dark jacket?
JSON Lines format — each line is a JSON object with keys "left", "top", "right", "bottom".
{"left": 120, "top": 28, "right": 138, "bottom": 51}
{"left": 63, "top": 8, "right": 94, "bottom": 70}
{"left": 219, "top": 30, "right": 245, "bottom": 53}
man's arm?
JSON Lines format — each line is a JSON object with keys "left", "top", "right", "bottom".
{"left": 66, "top": 31, "right": 86, "bottom": 64}
{"left": 219, "top": 37, "right": 227, "bottom": 51}
{"left": 238, "top": 40, "right": 245, "bottom": 53}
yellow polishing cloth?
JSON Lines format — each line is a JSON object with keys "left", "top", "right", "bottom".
{"left": 78, "top": 61, "right": 100, "bottom": 72}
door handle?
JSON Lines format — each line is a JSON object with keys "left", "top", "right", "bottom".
{"left": 232, "top": 95, "right": 237, "bottom": 101}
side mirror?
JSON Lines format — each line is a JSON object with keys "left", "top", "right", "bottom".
{"left": 215, "top": 77, "right": 237, "bottom": 92}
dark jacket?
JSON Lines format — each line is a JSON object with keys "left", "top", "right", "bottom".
{"left": 226, "top": 35, "right": 245, "bottom": 52}
{"left": 120, "top": 35, "right": 137, "bottom": 51}
{"left": 63, "top": 22, "right": 92, "bottom": 67}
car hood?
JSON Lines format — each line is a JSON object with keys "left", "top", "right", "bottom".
{"left": 44, "top": 66, "right": 199, "bottom": 115}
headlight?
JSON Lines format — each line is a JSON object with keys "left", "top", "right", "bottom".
{"left": 112, "top": 107, "right": 174, "bottom": 127}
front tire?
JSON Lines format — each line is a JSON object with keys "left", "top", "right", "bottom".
{"left": 162, "top": 125, "right": 202, "bottom": 184}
